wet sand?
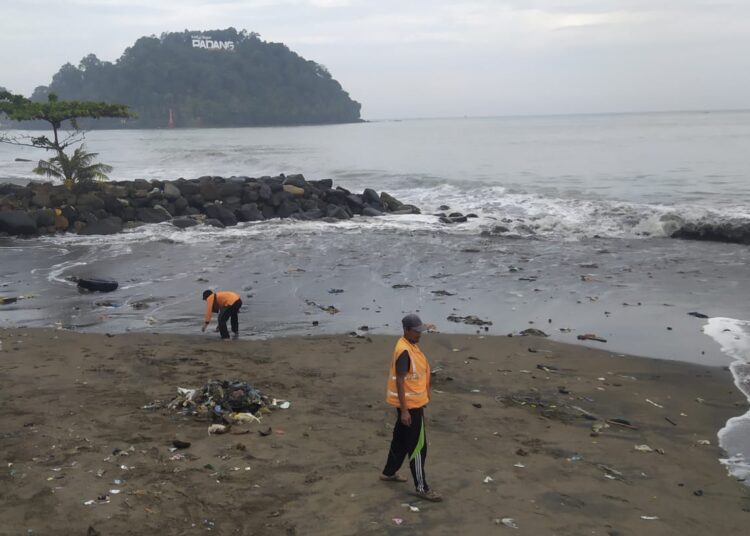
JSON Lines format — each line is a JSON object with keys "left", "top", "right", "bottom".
{"left": 1, "top": 328, "right": 748, "bottom": 535}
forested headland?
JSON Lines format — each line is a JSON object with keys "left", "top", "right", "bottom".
{"left": 27, "top": 28, "right": 362, "bottom": 128}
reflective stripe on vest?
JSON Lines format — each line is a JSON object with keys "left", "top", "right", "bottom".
{"left": 386, "top": 336, "right": 430, "bottom": 409}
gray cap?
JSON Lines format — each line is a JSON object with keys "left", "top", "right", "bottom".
{"left": 402, "top": 313, "right": 427, "bottom": 332}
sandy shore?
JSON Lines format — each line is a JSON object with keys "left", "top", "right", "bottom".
{"left": 1, "top": 328, "right": 748, "bottom": 535}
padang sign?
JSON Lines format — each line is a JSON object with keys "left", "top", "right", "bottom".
{"left": 191, "top": 35, "right": 235, "bottom": 51}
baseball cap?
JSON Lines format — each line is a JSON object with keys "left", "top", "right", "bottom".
{"left": 402, "top": 313, "right": 427, "bottom": 332}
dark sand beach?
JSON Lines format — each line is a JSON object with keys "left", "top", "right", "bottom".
{"left": 1, "top": 328, "right": 748, "bottom": 535}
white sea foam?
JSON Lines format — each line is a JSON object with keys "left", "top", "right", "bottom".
{"left": 703, "top": 317, "right": 750, "bottom": 483}
{"left": 30, "top": 183, "right": 749, "bottom": 248}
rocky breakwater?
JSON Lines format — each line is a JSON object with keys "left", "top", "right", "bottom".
{"left": 0, "top": 174, "right": 421, "bottom": 236}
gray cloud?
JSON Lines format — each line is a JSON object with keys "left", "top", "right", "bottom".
{"left": 1, "top": 1, "right": 749, "bottom": 118}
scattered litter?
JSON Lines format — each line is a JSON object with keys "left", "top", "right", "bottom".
{"left": 496, "top": 517, "right": 518, "bottom": 529}
{"left": 208, "top": 424, "right": 229, "bottom": 435}
{"left": 172, "top": 439, "right": 191, "bottom": 449}
{"left": 392, "top": 518, "right": 403, "bottom": 526}
{"left": 640, "top": 516, "right": 659, "bottom": 521}
{"left": 483, "top": 476, "right": 494, "bottom": 483}
{"left": 305, "top": 299, "right": 339, "bottom": 314}
{"left": 577, "top": 334, "right": 607, "bottom": 343}
{"left": 447, "top": 314, "right": 492, "bottom": 326}
{"left": 109, "top": 489, "right": 121, "bottom": 495}
{"left": 688, "top": 312, "right": 709, "bottom": 319}
{"left": 634, "top": 444, "right": 654, "bottom": 453}
{"left": 695, "top": 397, "right": 705, "bottom": 404}
{"left": 664, "top": 417, "right": 678, "bottom": 426}
{"left": 401, "top": 503, "right": 420, "bottom": 512}
{"left": 696, "top": 439, "right": 711, "bottom": 446}
{"left": 598, "top": 464, "right": 624, "bottom": 480}
{"left": 158, "top": 380, "right": 288, "bottom": 430}
{"left": 513, "top": 463, "right": 525, "bottom": 468}
{"left": 645, "top": 399, "right": 664, "bottom": 408}
{"left": 169, "top": 453, "right": 186, "bottom": 461}
{"left": 607, "top": 418, "right": 639, "bottom": 430}
{"left": 231, "top": 412, "right": 262, "bottom": 424}
{"left": 520, "top": 328, "right": 548, "bottom": 337}
{"left": 328, "top": 289, "right": 344, "bottom": 294}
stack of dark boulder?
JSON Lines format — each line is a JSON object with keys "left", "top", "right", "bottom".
{"left": 0, "top": 174, "right": 420, "bottom": 236}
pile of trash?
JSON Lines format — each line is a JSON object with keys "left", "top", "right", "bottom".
{"left": 164, "top": 379, "right": 290, "bottom": 426}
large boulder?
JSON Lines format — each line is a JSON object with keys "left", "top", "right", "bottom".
{"left": 163, "top": 182, "right": 182, "bottom": 201}
{"left": 284, "top": 174, "right": 309, "bottom": 189}
{"left": 34, "top": 208, "right": 56, "bottom": 227}
{"left": 326, "top": 205, "right": 352, "bottom": 220}
{"left": 79, "top": 216, "right": 124, "bottom": 235}
{"left": 173, "top": 196, "right": 189, "bottom": 214}
{"left": 380, "top": 192, "right": 404, "bottom": 211}
{"left": 198, "top": 177, "right": 220, "bottom": 201}
{"left": 175, "top": 179, "right": 200, "bottom": 197}
{"left": 291, "top": 209, "right": 324, "bottom": 221}
{"left": 0, "top": 210, "right": 38, "bottom": 235}
{"left": 237, "top": 203, "right": 264, "bottom": 222}
{"left": 31, "top": 189, "right": 52, "bottom": 208}
{"left": 77, "top": 192, "right": 105, "bottom": 212}
{"left": 54, "top": 214, "right": 69, "bottom": 231}
{"left": 310, "top": 178, "right": 333, "bottom": 190}
{"left": 219, "top": 180, "right": 244, "bottom": 199}
{"left": 204, "top": 203, "right": 237, "bottom": 226}
{"left": 258, "top": 183, "right": 272, "bottom": 202}
{"left": 283, "top": 184, "right": 305, "bottom": 197}
{"left": 362, "top": 188, "right": 383, "bottom": 209}
{"left": 362, "top": 206, "right": 384, "bottom": 217}
{"left": 277, "top": 200, "right": 301, "bottom": 218}
{"left": 136, "top": 206, "right": 172, "bottom": 223}
{"left": 172, "top": 216, "right": 200, "bottom": 229}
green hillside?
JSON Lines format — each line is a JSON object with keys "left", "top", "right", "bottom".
{"left": 32, "top": 28, "right": 361, "bottom": 128}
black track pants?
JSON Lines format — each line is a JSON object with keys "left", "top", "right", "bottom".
{"left": 218, "top": 299, "right": 242, "bottom": 339}
{"left": 382, "top": 407, "right": 429, "bottom": 492}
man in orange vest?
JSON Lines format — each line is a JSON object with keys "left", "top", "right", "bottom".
{"left": 380, "top": 313, "right": 442, "bottom": 502}
{"left": 201, "top": 290, "right": 243, "bottom": 339}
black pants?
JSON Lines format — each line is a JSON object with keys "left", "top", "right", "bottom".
{"left": 218, "top": 299, "right": 242, "bottom": 339}
{"left": 382, "top": 407, "right": 429, "bottom": 492}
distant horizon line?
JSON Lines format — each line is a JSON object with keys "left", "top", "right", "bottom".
{"left": 368, "top": 107, "right": 750, "bottom": 122}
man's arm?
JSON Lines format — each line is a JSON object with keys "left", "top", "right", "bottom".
{"left": 202, "top": 294, "right": 214, "bottom": 331}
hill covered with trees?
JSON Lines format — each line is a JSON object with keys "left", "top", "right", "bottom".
{"left": 31, "top": 28, "right": 361, "bottom": 128}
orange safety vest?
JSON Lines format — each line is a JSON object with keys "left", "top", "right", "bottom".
{"left": 204, "top": 291, "right": 241, "bottom": 322}
{"left": 386, "top": 337, "right": 430, "bottom": 409}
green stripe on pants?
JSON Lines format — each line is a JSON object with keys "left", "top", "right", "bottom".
{"left": 409, "top": 418, "right": 425, "bottom": 461}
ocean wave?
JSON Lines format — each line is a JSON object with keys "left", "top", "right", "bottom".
{"left": 704, "top": 317, "right": 750, "bottom": 484}
{"left": 28, "top": 183, "right": 749, "bottom": 246}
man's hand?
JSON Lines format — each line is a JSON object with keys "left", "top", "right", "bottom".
{"left": 400, "top": 409, "right": 412, "bottom": 426}
{"left": 201, "top": 322, "right": 208, "bottom": 332}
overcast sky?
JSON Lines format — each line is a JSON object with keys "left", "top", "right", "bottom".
{"left": 1, "top": 0, "right": 749, "bottom": 119}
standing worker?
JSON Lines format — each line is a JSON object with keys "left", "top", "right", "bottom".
{"left": 380, "top": 314, "right": 442, "bottom": 502}
{"left": 201, "top": 290, "right": 243, "bottom": 339}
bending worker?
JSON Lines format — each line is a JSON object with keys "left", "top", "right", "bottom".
{"left": 201, "top": 289, "right": 242, "bottom": 339}
{"left": 380, "top": 313, "right": 442, "bottom": 502}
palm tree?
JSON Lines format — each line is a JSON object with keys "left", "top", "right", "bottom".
{"left": 34, "top": 145, "right": 113, "bottom": 189}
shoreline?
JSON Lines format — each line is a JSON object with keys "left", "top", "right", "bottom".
{"left": 1, "top": 328, "right": 748, "bottom": 534}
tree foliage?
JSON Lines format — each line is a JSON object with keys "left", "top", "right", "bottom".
{"left": 0, "top": 91, "right": 131, "bottom": 187}
{"left": 35, "top": 28, "right": 361, "bottom": 128}
{"left": 34, "top": 145, "right": 112, "bottom": 189}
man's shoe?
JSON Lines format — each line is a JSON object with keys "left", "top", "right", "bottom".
{"left": 415, "top": 489, "right": 442, "bottom": 502}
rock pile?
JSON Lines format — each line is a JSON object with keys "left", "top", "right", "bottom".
{"left": 0, "top": 174, "right": 421, "bottom": 236}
